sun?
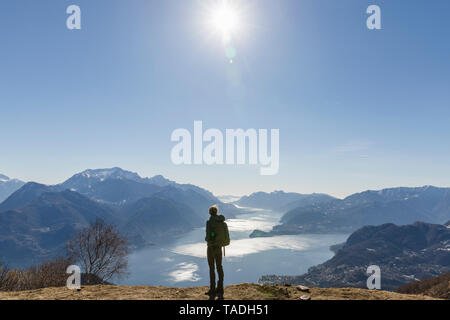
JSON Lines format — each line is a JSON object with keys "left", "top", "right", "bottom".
{"left": 211, "top": 3, "right": 239, "bottom": 34}
{"left": 208, "top": 1, "right": 241, "bottom": 43}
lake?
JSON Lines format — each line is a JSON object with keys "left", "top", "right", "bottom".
{"left": 119, "top": 207, "right": 349, "bottom": 287}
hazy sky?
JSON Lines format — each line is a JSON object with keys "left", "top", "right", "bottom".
{"left": 1, "top": 0, "right": 449, "bottom": 198}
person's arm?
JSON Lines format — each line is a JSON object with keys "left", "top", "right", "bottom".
{"left": 205, "top": 221, "right": 210, "bottom": 242}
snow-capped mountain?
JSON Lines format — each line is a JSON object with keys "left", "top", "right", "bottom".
{"left": 0, "top": 174, "right": 25, "bottom": 203}
{"left": 67, "top": 167, "right": 142, "bottom": 182}
{"left": 59, "top": 167, "right": 217, "bottom": 204}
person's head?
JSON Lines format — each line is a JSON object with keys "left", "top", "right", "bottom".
{"left": 209, "top": 205, "right": 218, "bottom": 216}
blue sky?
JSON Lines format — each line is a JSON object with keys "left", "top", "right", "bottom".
{"left": 0, "top": 0, "right": 449, "bottom": 198}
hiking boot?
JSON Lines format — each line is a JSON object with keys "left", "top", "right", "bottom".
{"left": 215, "top": 287, "right": 224, "bottom": 300}
{"left": 205, "top": 289, "right": 215, "bottom": 296}
{"left": 208, "top": 294, "right": 216, "bottom": 300}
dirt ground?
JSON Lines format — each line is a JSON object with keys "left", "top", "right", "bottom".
{"left": 0, "top": 283, "right": 440, "bottom": 300}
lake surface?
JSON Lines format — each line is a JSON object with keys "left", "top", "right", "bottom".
{"left": 119, "top": 207, "right": 349, "bottom": 287}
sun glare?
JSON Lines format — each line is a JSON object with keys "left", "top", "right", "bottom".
{"left": 202, "top": 0, "right": 250, "bottom": 63}
{"left": 209, "top": 1, "right": 241, "bottom": 43}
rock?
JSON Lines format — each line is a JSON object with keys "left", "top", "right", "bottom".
{"left": 300, "top": 295, "right": 311, "bottom": 301}
{"left": 296, "top": 285, "right": 310, "bottom": 292}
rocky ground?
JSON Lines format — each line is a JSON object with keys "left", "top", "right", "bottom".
{"left": 0, "top": 283, "right": 440, "bottom": 300}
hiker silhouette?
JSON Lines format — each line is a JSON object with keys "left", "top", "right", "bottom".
{"left": 205, "top": 205, "right": 230, "bottom": 300}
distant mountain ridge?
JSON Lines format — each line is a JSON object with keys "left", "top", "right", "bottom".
{"left": 0, "top": 174, "right": 25, "bottom": 203}
{"left": 250, "top": 186, "right": 450, "bottom": 236}
{"left": 60, "top": 168, "right": 217, "bottom": 204}
{"left": 260, "top": 221, "right": 450, "bottom": 290}
{"left": 58, "top": 168, "right": 240, "bottom": 217}
{"left": 235, "top": 191, "right": 336, "bottom": 212}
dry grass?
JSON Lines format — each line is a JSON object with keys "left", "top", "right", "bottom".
{"left": 0, "top": 258, "right": 72, "bottom": 292}
{"left": 396, "top": 273, "right": 450, "bottom": 299}
{"left": 0, "top": 283, "right": 440, "bottom": 300}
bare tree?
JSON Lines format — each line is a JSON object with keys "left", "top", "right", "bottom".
{"left": 66, "top": 219, "right": 128, "bottom": 284}
{"left": 25, "top": 258, "right": 73, "bottom": 289}
{"left": 0, "top": 262, "right": 10, "bottom": 290}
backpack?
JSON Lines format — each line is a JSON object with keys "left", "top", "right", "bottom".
{"left": 209, "top": 217, "right": 230, "bottom": 247}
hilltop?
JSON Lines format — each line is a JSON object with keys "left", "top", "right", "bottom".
{"left": 395, "top": 272, "right": 450, "bottom": 299}
{"left": 0, "top": 283, "right": 439, "bottom": 300}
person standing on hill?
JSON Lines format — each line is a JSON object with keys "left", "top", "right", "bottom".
{"left": 205, "top": 205, "right": 230, "bottom": 300}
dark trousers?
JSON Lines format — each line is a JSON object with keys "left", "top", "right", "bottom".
{"left": 207, "top": 246, "right": 224, "bottom": 294}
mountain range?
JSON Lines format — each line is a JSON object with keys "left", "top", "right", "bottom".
{"left": 248, "top": 186, "right": 450, "bottom": 236}
{"left": 259, "top": 221, "right": 450, "bottom": 290}
{"left": 0, "top": 168, "right": 242, "bottom": 267}
{"left": 3, "top": 169, "right": 450, "bottom": 280}
{"left": 234, "top": 191, "right": 336, "bottom": 212}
